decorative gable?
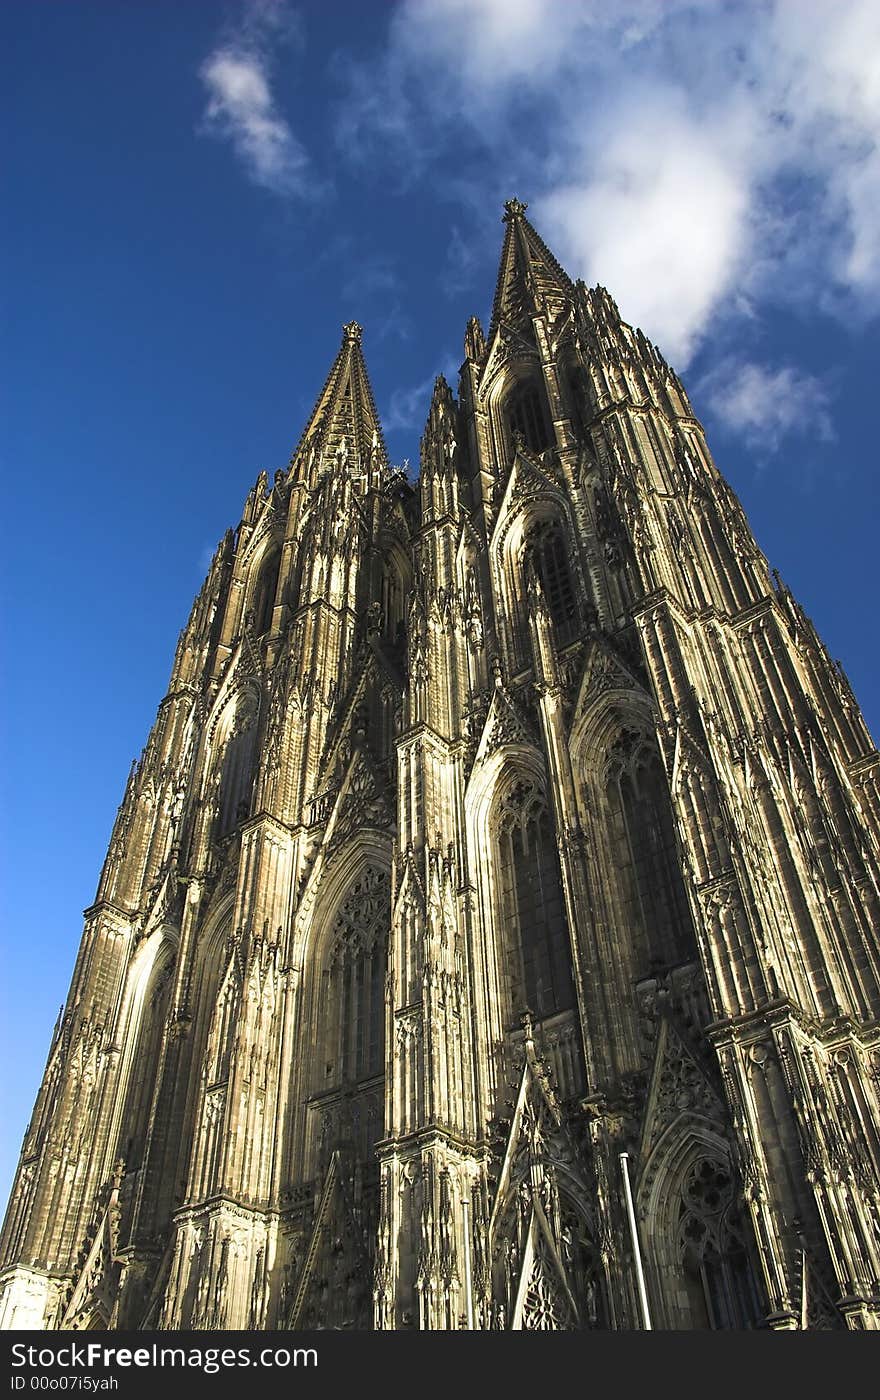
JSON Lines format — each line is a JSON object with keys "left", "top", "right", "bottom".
{"left": 638, "top": 1017, "right": 726, "bottom": 1171}
{"left": 473, "top": 682, "right": 540, "bottom": 769}
{"left": 572, "top": 635, "right": 645, "bottom": 726}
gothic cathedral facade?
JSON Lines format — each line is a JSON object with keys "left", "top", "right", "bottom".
{"left": 3, "top": 201, "right": 880, "bottom": 1332}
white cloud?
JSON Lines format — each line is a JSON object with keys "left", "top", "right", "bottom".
{"left": 699, "top": 359, "right": 835, "bottom": 455}
{"left": 339, "top": 0, "right": 880, "bottom": 392}
{"left": 199, "top": 3, "right": 311, "bottom": 198}
{"left": 392, "top": 0, "right": 590, "bottom": 100}
{"left": 385, "top": 359, "right": 459, "bottom": 435}
{"left": 385, "top": 372, "right": 439, "bottom": 435}
{"left": 537, "top": 91, "right": 754, "bottom": 365}
{"left": 764, "top": 0, "right": 880, "bottom": 302}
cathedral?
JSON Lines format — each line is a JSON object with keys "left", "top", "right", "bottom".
{"left": 3, "top": 200, "right": 880, "bottom": 1332}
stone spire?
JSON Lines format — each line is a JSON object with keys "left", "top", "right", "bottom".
{"left": 3, "top": 196, "right": 880, "bottom": 1338}
{"left": 488, "top": 196, "right": 574, "bottom": 338}
{"left": 291, "top": 320, "right": 389, "bottom": 487}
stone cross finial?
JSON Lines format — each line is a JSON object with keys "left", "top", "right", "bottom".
{"left": 503, "top": 197, "right": 528, "bottom": 222}
{"left": 342, "top": 321, "right": 363, "bottom": 343}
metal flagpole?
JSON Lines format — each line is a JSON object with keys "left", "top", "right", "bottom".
{"left": 619, "top": 1151, "right": 652, "bottom": 1329}
{"left": 461, "top": 1196, "right": 475, "bottom": 1329}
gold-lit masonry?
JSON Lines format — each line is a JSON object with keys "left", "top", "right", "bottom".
{"left": 3, "top": 203, "right": 879, "bottom": 1330}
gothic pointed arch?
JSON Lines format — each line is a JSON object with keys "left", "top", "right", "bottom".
{"left": 638, "top": 1121, "right": 764, "bottom": 1330}
{"left": 6, "top": 200, "right": 880, "bottom": 1335}
{"left": 250, "top": 543, "right": 281, "bottom": 638}
{"left": 306, "top": 864, "right": 389, "bottom": 1175}
{"left": 465, "top": 744, "right": 584, "bottom": 1101}
{"left": 573, "top": 692, "right": 699, "bottom": 987}
{"left": 206, "top": 680, "right": 261, "bottom": 841}
{"left": 288, "top": 835, "right": 393, "bottom": 1185}
{"left": 488, "top": 1047, "right": 606, "bottom": 1330}
{"left": 282, "top": 848, "right": 392, "bottom": 1333}
{"left": 491, "top": 482, "right": 587, "bottom": 672}
{"left": 112, "top": 931, "right": 176, "bottom": 1192}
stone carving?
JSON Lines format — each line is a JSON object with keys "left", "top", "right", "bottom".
{"left": 5, "top": 202, "right": 880, "bottom": 1338}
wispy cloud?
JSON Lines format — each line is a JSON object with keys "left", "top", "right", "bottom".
{"left": 385, "top": 372, "right": 439, "bottom": 436}
{"left": 199, "top": 1, "right": 312, "bottom": 198}
{"left": 340, "top": 258, "right": 399, "bottom": 303}
{"left": 385, "top": 358, "right": 459, "bottom": 436}
{"left": 442, "top": 225, "right": 482, "bottom": 298}
{"left": 336, "top": 0, "right": 880, "bottom": 383}
{"left": 340, "top": 256, "right": 413, "bottom": 342}
{"left": 699, "top": 358, "right": 836, "bottom": 456}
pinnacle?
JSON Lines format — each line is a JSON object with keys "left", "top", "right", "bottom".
{"left": 291, "top": 321, "right": 388, "bottom": 481}
{"left": 489, "top": 198, "right": 574, "bottom": 340}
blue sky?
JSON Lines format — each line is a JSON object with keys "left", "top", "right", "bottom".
{"left": 2, "top": 0, "right": 879, "bottom": 1211}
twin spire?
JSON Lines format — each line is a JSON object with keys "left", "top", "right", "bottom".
{"left": 490, "top": 197, "right": 573, "bottom": 337}
{"left": 293, "top": 318, "right": 389, "bottom": 483}
{"left": 292, "top": 200, "right": 574, "bottom": 482}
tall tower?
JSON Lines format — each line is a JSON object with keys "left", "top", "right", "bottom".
{"left": 2, "top": 202, "right": 879, "bottom": 1332}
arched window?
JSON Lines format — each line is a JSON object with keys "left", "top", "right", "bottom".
{"left": 604, "top": 734, "right": 695, "bottom": 974}
{"left": 253, "top": 550, "right": 281, "bottom": 637}
{"left": 191, "top": 951, "right": 242, "bottom": 1202}
{"left": 313, "top": 867, "right": 389, "bottom": 1129}
{"left": 118, "top": 952, "right": 174, "bottom": 1182}
{"left": 295, "top": 869, "right": 389, "bottom": 1330}
{"left": 496, "top": 782, "right": 575, "bottom": 1023}
{"left": 675, "top": 1157, "right": 762, "bottom": 1329}
{"left": 525, "top": 519, "right": 577, "bottom": 638}
{"left": 566, "top": 366, "right": 591, "bottom": 439}
{"left": 379, "top": 563, "right": 405, "bottom": 644}
{"left": 215, "top": 691, "right": 258, "bottom": 839}
{"left": 507, "top": 380, "right": 553, "bottom": 455}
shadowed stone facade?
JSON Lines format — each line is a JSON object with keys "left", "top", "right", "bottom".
{"left": 3, "top": 201, "right": 880, "bottom": 1331}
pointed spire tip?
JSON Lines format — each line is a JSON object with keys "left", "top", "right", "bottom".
{"left": 503, "top": 197, "right": 528, "bottom": 222}
{"left": 342, "top": 320, "right": 363, "bottom": 344}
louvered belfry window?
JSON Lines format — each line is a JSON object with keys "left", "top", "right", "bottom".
{"left": 527, "top": 519, "right": 577, "bottom": 637}
{"left": 508, "top": 380, "right": 552, "bottom": 454}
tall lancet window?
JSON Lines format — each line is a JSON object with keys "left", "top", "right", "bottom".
{"left": 309, "top": 868, "right": 389, "bottom": 1178}
{"left": 525, "top": 519, "right": 578, "bottom": 639}
{"left": 318, "top": 867, "right": 389, "bottom": 1088}
{"left": 604, "top": 734, "right": 695, "bottom": 974}
{"left": 215, "top": 691, "right": 258, "bottom": 839}
{"left": 119, "top": 953, "right": 174, "bottom": 1180}
{"left": 497, "top": 782, "right": 575, "bottom": 1023}
{"left": 507, "top": 380, "right": 553, "bottom": 455}
{"left": 253, "top": 550, "right": 281, "bottom": 637}
{"left": 379, "top": 556, "right": 406, "bottom": 644}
